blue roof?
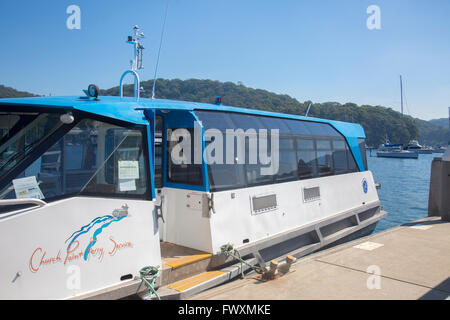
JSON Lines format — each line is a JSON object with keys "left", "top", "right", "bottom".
{"left": 0, "top": 96, "right": 366, "bottom": 138}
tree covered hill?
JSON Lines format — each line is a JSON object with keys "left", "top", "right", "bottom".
{"left": 429, "top": 117, "right": 449, "bottom": 129}
{"left": 0, "top": 85, "right": 37, "bottom": 98}
{"left": 415, "top": 118, "right": 449, "bottom": 147}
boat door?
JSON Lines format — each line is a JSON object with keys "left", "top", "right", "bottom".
{"left": 144, "top": 109, "right": 213, "bottom": 253}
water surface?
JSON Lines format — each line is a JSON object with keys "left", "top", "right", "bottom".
{"left": 367, "top": 151, "right": 435, "bottom": 233}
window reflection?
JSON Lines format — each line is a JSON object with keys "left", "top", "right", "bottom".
{"left": 195, "top": 111, "right": 360, "bottom": 192}
{"left": 0, "top": 118, "right": 149, "bottom": 203}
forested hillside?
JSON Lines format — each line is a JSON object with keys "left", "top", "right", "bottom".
{"left": 0, "top": 85, "right": 37, "bottom": 98}
{"left": 429, "top": 118, "right": 449, "bottom": 129}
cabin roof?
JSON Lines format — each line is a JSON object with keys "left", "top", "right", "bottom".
{"left": 0, "top": 95, "right": 365, "bottom": 138}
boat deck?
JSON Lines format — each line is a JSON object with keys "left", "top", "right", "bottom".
{"left": 158, "top": 242, "right": 213, "bottom": 287}
{"left": 160, "top": 242, "right": 211, "bottom": 270}
{"left": 189, "top": 216, "right": 450, "bottom": 300}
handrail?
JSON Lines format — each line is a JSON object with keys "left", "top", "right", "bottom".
{"left": 119, "top": 70, "right": 140, "bottom": 100}
{"left": 0, "top": 198, "right": 47, "bottom": 207}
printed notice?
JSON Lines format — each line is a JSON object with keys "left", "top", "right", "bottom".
{"left": 12, "top": 176, "right": 44, "bottom": 199}
{"left": 119, "top": 179, "right": 136, "bottom": 192}
{"left": 118, "top": 161, "right": 139, "bottom": 180}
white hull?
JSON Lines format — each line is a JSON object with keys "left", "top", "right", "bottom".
{"left": 0, "top": 197, "right": 160, "bottom": 299}
{"left": 160, "top": 171, "right": 379, "bottom": 254}
{"left": 0, "top": 171, "right": 381, "bottom": 299}
{"left": 417, "top": 150, "right": 433, "bottom": 154}
{"left": 376, "top": 151, "right": 418, "bottom": 159}
{"left": 408, "top": 149, "right": 433, "bottom": 154}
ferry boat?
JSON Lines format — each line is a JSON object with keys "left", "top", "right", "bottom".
{"left": 0, "top": 27, "right": 386, "bottom": 299}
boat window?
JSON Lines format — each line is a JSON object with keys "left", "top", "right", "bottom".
{"left": 316, "top": 139, "right": 334, "bottom": 177}
{"left": 296, "top": 138, "right": 318, "bottom": 179}
{"left": 358, "top": 138, "right": 368, "bottom": 171}
{"left": 276, "top": 136, "right": 298, "bottom": 182}
{"left": 196, "top": 111, "right": 247, "bottom": 191}
{"left": 205, "top": 136, "right": 246, "bottom": 192}
{"left": 0, "top": 113, "right": 63, "bottom": 180}
{"left": 332, "top": 139, "right": 348, "bottom": 174}
{"left": 166, "top": 128, "right": 203, "bottom": 186}
{"left": 196, "top": 111, "right": 235, "bottom": 131}
{"left": 0, "top": 118, "right": 150, "bottom": 206}
{"left": 284, "top": 119, "right": 310, "bottom": 135}
{"left": 245, "top": 135, "right": 275, "bottom": 186}
{"left": 229, "top": 113, "right": 265, "bottom": 131}
{"left": 347, "top": 149, "right": 358, "bottom": 172}
{"left": 194, "top": 110, "right": 361, "bottom": 191}
{"left": 259, "top": 117, "right": 291, "bottom": 135}
{"left": 0, "top": 114, "right": 20, "bottom": 140}
{"left": 305, "top": 122, "right": 341, "bottom": 137}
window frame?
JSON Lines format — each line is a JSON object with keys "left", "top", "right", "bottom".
{"left": 358, "top": 138, "right": 368, "bottom": 171}
{"left": 165, "top": 127, "right": 204, "bottom": 187}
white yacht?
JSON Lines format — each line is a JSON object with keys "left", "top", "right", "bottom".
{"left": 376, "top": 138, "right": 418, "bottom": 159}
{"left": 406, "top": 140, "right": 433, "bottom": 154}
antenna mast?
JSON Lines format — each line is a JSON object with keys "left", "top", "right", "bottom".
{"left": 304, "top": 102, "right": 312, "bottom": 117}
{"left": 152, "top": 0, "right": 170, "bottom": 99}
{"left": 119, "top": 25, "right": 145, "bottom": 100}
{"left": 400, "top": 75, "right": 403, "bottom": 115}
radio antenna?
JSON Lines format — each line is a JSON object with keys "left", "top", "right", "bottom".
{"left": 152, "top": 0, "right": 170, "bottom": 99}
{"left": 305, "top": 102, "right": 312, "bottom": 117}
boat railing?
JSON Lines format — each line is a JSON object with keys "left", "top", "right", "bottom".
{"left": 0, "top": 198, "right": 47, "bottom": 207}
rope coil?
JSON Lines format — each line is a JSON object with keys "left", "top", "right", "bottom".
{"left": 139, "top": 266, "right": 160, "bottom": 300}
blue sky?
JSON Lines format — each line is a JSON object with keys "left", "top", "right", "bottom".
{"left": 0, "top": 0, "right": 449, "bottom": 120}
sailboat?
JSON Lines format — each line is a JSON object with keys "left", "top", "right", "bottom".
{"left": 376, "top": 76, "right": 419, "bottom": 159}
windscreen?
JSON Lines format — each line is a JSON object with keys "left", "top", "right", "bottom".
{"left": 0, "top": 110, "right": 151, "bottom": 210}
{"left": 0, "top": 112, "right": 63, "bottom": 178}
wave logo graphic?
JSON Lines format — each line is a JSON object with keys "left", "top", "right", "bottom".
{"left": 65, "top": 204, "right": 129, "bottom": 260}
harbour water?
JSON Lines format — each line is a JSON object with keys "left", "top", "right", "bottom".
{"left": 368, "top": 151, "right": 435, "bottom": 233}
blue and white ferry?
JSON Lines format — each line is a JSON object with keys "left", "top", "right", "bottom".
{"left": 0, "top": 27, "right": 386, "bottom": 299}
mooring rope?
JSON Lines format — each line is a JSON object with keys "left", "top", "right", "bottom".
{"left": 220, "top": 243, "right": 264, "bottom": 279}
{"left": 139, "top": 266, "right": 160, "bottom": 300}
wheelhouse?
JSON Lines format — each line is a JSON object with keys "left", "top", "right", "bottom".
{"left": 0, "top": 103, "right": 152, "bottom": 209}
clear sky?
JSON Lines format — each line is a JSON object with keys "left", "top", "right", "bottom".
{"left": 0, "top": 0, "right": 449, "bottom": 120}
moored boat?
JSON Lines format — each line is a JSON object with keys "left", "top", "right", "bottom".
{"left": 376, "top": 139, "right": 418, "bottom": 159}
{"left": 433, "top": 146, "right": 447, "bottom": 153}
{"left": 406, "top": 140, "right": 433, "bottom": 154}
{"left": 0, "top": 26, "right": 387, "bottom": 299}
